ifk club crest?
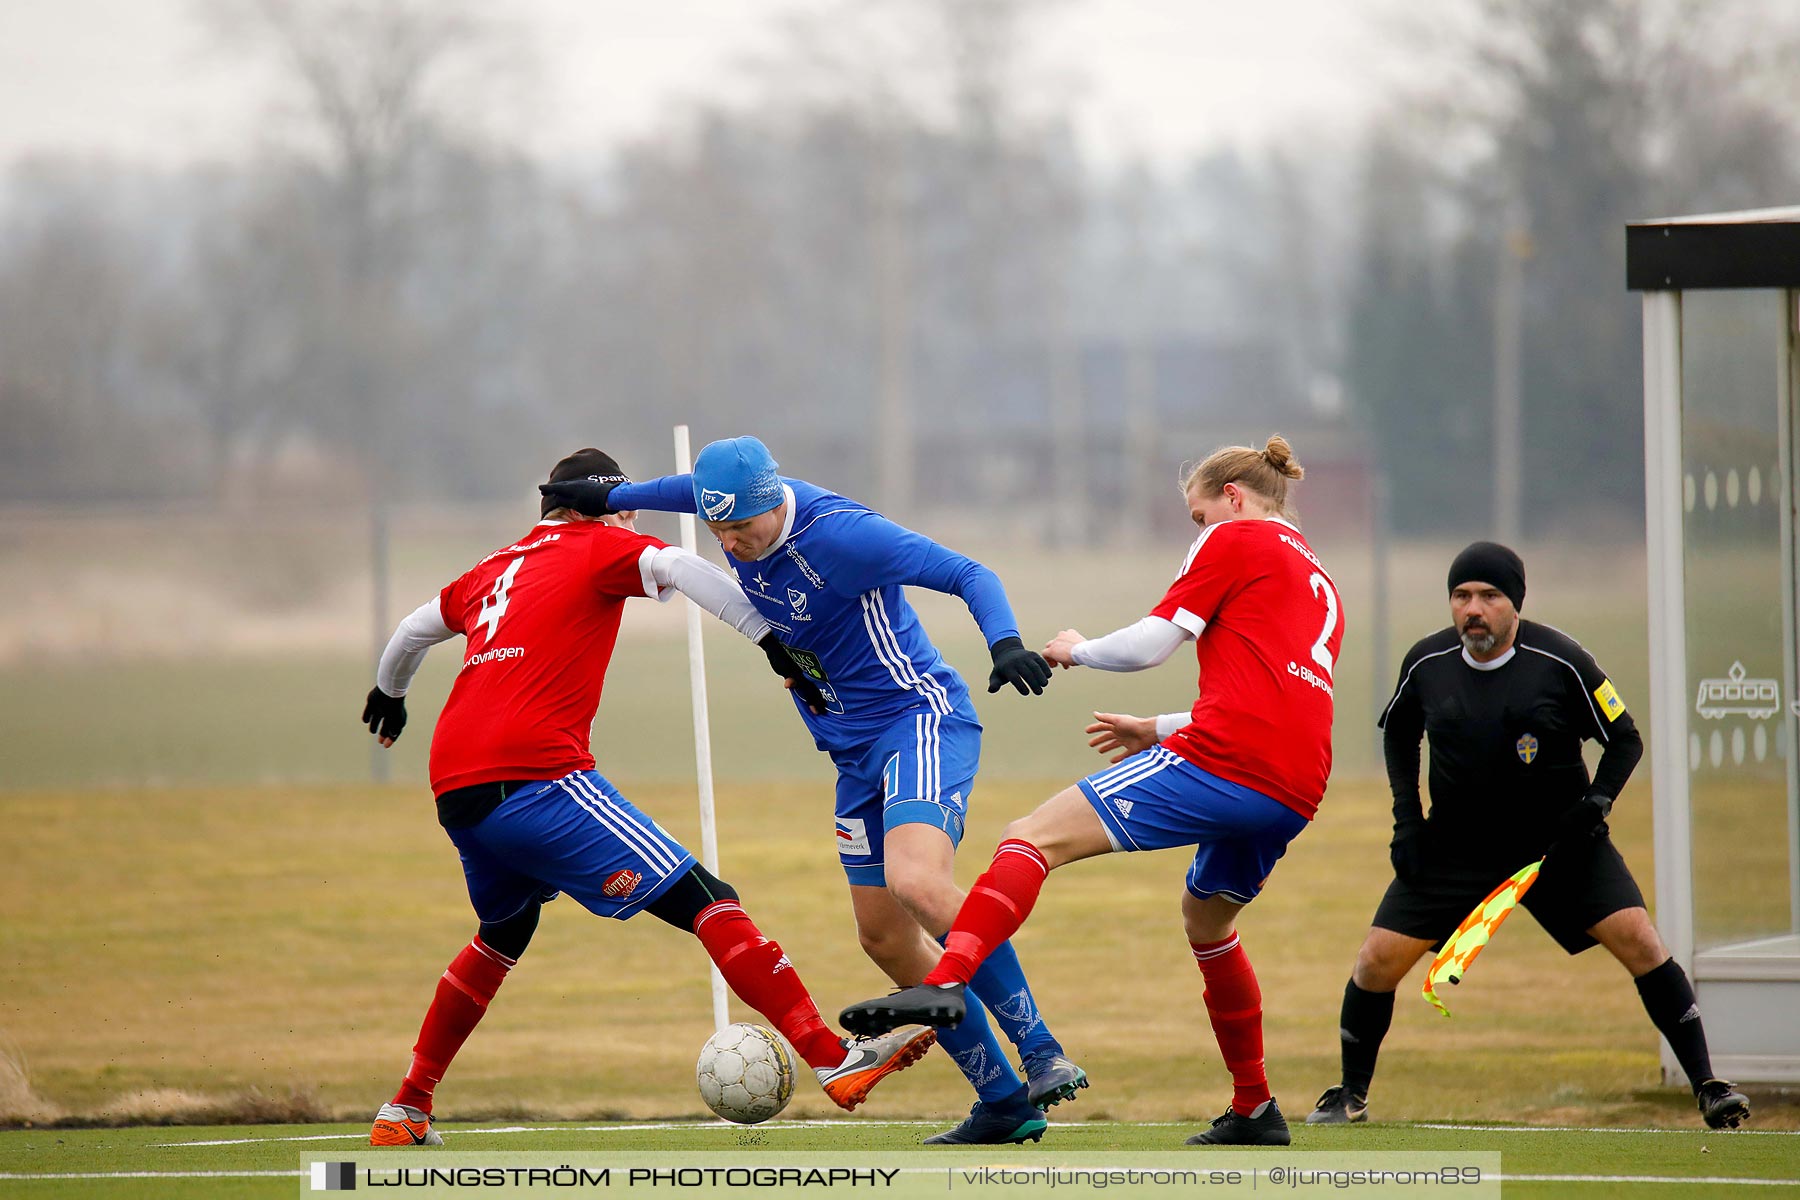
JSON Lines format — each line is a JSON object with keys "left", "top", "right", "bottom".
{"left": 700, "top": 488, "right": 735, "bottom": 520}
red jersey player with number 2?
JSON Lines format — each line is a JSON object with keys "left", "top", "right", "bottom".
{"left": 358, "top": 449, "right": 934, "bottom": 1146}
{"left": 841, "top": 436, "right": 1342, "bottom": 1147}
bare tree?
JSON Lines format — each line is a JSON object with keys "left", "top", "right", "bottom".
{"left": 1350, "top": 0, "right": 1800, "bottom": 532}
{"left": 0, "top": 171, "right": 156, "bottom": 501}
{"left": 210, "top": 0, "right": 507, "bottom": 779}
{"left": 727, "top": 0, "right": 1080, "bottom": 522}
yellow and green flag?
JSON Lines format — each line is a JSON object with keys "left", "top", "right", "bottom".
{"left": 1422, "top": 858, "right": 1544, "bottom": 1017}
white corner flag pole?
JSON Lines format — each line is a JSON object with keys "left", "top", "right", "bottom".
{"left": 675, "top": 424, "right": 731, "bottom": 1033}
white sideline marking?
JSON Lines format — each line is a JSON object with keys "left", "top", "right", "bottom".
{"left": 161, "top": 1132, "right": 370, "bottom": 1146}
{"left": 156, "top": 1115, "right": 1800, "bottom": 1149}
{"left": 161, "top": 1119, "right": 953, "bottom": 1146}
{"left": 1507, "top": 1176, "right": 1796, "bottom": 1187}
{"left": 1, "top": 1171, "right": 299, "bottom": 1181}
{"left": 1418, "top": 1122, "right": 1799, "bottom": 1138}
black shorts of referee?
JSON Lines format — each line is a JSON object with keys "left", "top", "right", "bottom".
{"left": 1372, "top": 825, "right": 1643, "bottom": 955}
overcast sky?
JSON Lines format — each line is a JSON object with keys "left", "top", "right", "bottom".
{"left": 0, "top": 0, "right": 1408, "bottom": 172}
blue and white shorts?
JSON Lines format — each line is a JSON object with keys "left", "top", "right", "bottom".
{"left": 828, "top": 706, "right": 982, "bottom": 886}
{"left": 446, "top": 770, "right": 695, "bottom": 923}
{"left": 1077, "top": 747, "right": 1309, "bottom": 903}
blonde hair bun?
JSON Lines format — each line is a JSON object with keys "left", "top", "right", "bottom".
{"left": 1263, "top": 434, "right": 1303, "bottom": 480}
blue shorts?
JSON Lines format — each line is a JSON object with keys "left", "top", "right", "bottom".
{"left": 829, "top": 706, "right": 981, "bottom": 886}
{"left": 446, "top": 770, "right": 695, "bottom": 924}
{"left": 1077, "top": 747, "right": 1309, "bottom": 904}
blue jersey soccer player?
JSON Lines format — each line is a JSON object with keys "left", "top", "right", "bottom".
{"left": 542, "top": 436, "right": 1084, "bottom": 1145}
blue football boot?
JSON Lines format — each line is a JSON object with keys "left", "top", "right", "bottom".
{"left": 923, "top": 1083, "right": 1048, "bottom": 1145}
{"left": 1021, "top": 1051, "right": 1089, "bottom": 1110}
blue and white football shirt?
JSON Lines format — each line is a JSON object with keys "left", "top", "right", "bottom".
{"left": 610, "top": 474, "right": 1021, "bottom": 751}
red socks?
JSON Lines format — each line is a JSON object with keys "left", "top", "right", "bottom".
{"left": 1192, "top": 932, "right": 1270, "bottom": 1114}
{"left": 394, "top": 936, "right": 514, "bottom": 1112}
{"left": 924, "top": 839, "right": 1050, "bottom": 986}
{"left": 693, "top": 900, "right": 843, "bottom": 1071}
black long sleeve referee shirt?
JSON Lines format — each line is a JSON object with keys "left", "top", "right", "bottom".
{"left": 1378, "top": 619, "right": 1644, "bottom": 859}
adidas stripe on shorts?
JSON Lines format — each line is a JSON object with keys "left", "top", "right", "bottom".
{"left": 828, "top": 703, "right": 981, "bottom": 886}
{"left": 1077, "top": 747, "right": 1308, "bottom": 903}
{"left": 447, "top": 769, "right": 695, "bottom": 923}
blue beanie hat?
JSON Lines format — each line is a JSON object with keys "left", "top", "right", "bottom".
{"left": 692, "top": 436, "right": 784, "bottom": 521}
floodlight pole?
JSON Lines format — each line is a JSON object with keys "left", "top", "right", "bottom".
{"left": 1493, "top": 207, "right": 1528, "bottom": 544}
{"left": 370, "top": 487, "right": 390, "bottom": 783}
{"left": 1371, "top": 470, "right": 1392, "bottom": 742}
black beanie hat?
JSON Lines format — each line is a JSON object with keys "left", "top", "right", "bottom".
{"left": 1447, "top": 541, "right": 1526, "bottom": 611}
{"left": 542, "top": 448, "right": 629, "bottom": 517}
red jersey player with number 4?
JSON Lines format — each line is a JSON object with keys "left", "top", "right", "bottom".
{"left": 358, "top": 449, "right": 935, "bottom": 1147}
{"left": 841, "top": 436, "right": 1342, "bottom": 1147}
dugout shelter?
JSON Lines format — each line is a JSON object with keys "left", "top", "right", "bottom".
{"left": 1631, "top": 206, "right": 1800, "bottom": 1083}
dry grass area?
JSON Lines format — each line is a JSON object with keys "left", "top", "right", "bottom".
{"left": 3, "top": 774, "right": 1794, "bottom": 1130}
{"left": 0, "top": 1040, "right": 62, "bottom": 1125}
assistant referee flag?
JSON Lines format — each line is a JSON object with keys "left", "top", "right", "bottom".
{"left": 1422, "top": 859, "right": 1544, "bottom": 1017}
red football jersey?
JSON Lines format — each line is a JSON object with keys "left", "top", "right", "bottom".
{"left": 429, "top": 520, "right": 667, "bottom": 796}
{"left": 1149, "top": 517, "right": 1343, "bottom": 819}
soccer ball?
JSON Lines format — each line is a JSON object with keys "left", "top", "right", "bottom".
{"left": 696, "top": 1022, "right": 795, "bottom": 1124}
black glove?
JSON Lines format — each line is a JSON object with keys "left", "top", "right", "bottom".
{"left": 362, "top": 686, "right": 407, "bottom": 742}
{"left": 538, "top": 478, "right": 621, "bottom": 516}
{"left": 987, "top": 636, "right": 1052, "bottom": 696}
{"left": 758, "top": 634, "right": 827, "bottom": 714}
{"left": 1551, "top": 791, "right": 1612, "bottom": 853}
{"left": 1389, "top": 819, "right": 1430, "bottom": 883}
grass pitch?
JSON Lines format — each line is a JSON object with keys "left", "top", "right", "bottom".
{"left": 2, "top": 1119, "right": 1797, "bottom": 1199}
{"left": 2, "top": 775, "right": 1795, "bottom": 1131}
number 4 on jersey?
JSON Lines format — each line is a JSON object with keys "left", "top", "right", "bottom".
{"left": 476, "top": 557, "right": 524, "bottom": 646}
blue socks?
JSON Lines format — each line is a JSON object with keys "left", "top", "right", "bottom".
{"left": 933, "top": 994, "right": 1022, "bottom": 1102}
{"left": 946, "top": 935, "right": 1063, "bottom": 1064}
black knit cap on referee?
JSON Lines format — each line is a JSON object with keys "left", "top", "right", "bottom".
{"left": 541, "top": 448, "right": 629, "bottom": 517}
{"left": 1447, "top": 541, "right": 1525, "bottom": 610}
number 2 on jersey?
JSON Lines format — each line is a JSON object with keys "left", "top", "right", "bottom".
{"left": 476, "top": 557, "right": 524, "bottom": 646}
{"left": 1308, "top": 572, "right": 1340, "bottom": 679}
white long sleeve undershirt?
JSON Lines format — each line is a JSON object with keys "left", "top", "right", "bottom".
{"left": 373, "top": 546, "right": 769, "bottom": 697}
{"left": 1070, "top": 614, "right": 1193, "bottom": 672}
{"left": 377, "top": 597, "right": 456, "bottom": 696}
{"left": 1068, "top": 616, "right": 1193, "bottom": 741}
{"left": 648, "top": 546, "right": 771, "bottom": 642}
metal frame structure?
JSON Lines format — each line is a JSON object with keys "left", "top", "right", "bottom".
{"left": 1630, "top": 206, "right": 1800, "bottom": 1084}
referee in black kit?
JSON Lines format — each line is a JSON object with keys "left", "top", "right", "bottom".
{"left": 1305, "top": 542, "right": 1750, "bottom": 1130}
